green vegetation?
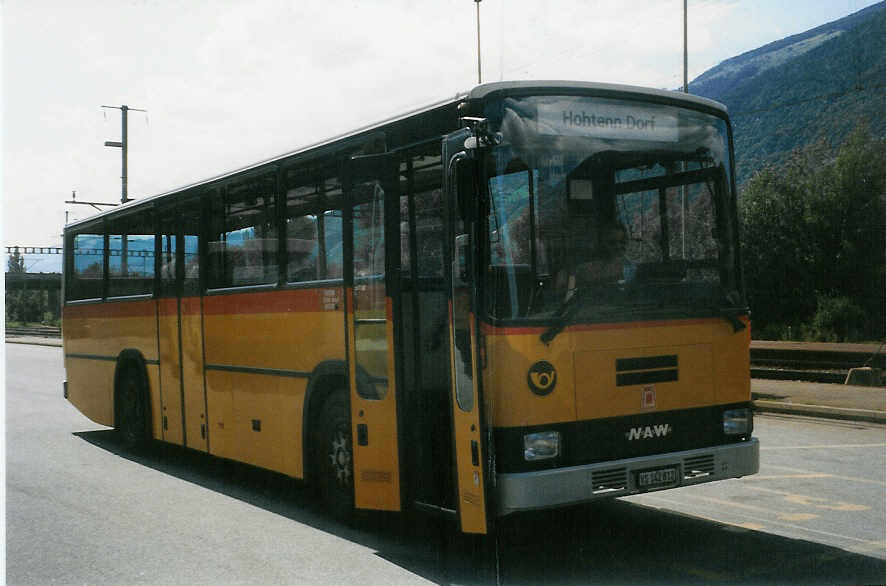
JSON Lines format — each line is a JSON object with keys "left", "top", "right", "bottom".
{"left": 739, "top": 126, "right": 886, "bottom": 341}
{"left": 5, "top": 295, "right": 59, "bottom": 326}
{"left": 6, "top": 250, "right": 60, "bottom": 327}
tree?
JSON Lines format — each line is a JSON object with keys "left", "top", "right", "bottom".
{"left": 739, "top": 124, "right": 886, "bottom": 340}
{"left": 8, "top": 250, "right": 25, "bottom": 273}
{"left": 5, "top": 250, "right": 46, "bottom": 324}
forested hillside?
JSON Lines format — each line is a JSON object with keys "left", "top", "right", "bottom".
{"left": 690, "top": 2, "right": 886, "bottom": 187}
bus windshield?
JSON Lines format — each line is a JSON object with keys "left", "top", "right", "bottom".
{"left": 483, "top": 94, "right": 742, "bottom": 324}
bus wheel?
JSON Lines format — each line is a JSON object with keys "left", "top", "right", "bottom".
{"left": 117, "top": 364, "right": 148, "bottom": 449}
{"left": 315, "top": 389, "right": 354, "bottom": 520}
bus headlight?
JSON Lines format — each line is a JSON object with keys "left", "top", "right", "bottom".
{"left": 723, "top": 408, "right": 752, "bottom": 435}
{"left": 524, "top": 431, "right": 560, "bottom": 461}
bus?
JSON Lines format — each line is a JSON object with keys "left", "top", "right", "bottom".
{"left": 62, "top": 81, "right": 758, "bottom": 535}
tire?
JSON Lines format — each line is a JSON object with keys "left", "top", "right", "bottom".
{"left": 314, "top": 389, "right": 355, "bottom": 520}
{"left": 116, "top": 363, "right": 149, "bottom": 450}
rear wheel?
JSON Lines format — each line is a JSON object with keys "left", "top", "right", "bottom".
{"left": 116, "top": 364, "right": 149, "bottom": 449}
{"left": 314, "top": 389, "right": 354, "bottom": 520}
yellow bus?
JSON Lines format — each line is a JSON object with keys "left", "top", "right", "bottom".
{"left": 63, "top": 81, "right": 758, "bottom": 535}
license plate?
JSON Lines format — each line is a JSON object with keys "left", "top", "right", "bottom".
{"left": 637, "top": 467, "right": 679, "bottom": 490}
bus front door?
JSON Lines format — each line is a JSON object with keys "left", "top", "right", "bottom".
{"left": 344, "top": 155, "right": 402, "bottom": 512}
{"left": 445, "top": 132, "right": 489, "bottom": 534}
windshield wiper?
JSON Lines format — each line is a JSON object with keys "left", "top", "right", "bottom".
{"left": 540, "top": 287, "right": 586, "bottom": 345}
{"left": 716, "top": 306, "right": 748, "bottom": 333}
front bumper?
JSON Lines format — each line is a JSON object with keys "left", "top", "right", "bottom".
{"left": 496, "top": 438, "right": 759, "bottom": 516}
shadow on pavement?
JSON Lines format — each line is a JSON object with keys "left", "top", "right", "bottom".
{"left": 75, "top": 430, "right": 886, "bottom": 585}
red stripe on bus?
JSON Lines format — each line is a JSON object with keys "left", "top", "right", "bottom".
{"left": 481, "top": 317, "right": 732, "bottom": 336}
{"left": 157, "top": 297, "right": 205, "bottom": 317}
{"left": 202, "top": 288, "right": 329, "bottom": 315}
{"left": 181, "top": 296, "right": 201, "bottom": 315}
{"left": 64, "top": 299, "right": 156, "bottom": 319}
{"left": 157, "top": 298, "right": 178, "bottom": 317}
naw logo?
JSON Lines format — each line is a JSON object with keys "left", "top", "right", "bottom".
{"left": 625, "top": 424, "right": 672, "bottom": 441}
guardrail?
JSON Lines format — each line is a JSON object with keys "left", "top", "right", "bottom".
{"left": 5, "top": 326, "right": 61, "bottom": 338}
{"left": 751, "top": 342, "right": 885, "bottom": 385}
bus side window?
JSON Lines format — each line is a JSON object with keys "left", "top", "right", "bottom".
{"left": 181, "top": 200, "right": 202, "bottom": 296}
{"left": 209, "top": 173, "right": 278, "bottom": 288}
{"left": 352, "top": 181, "right": 385, "bottom": 279}
{"left": 158, "top": 211, "right": 177, "bottom": 297}
{"left": 67, "top": 228, "right": 105, "bottom": 301}
{"left": 107, "top": 213, "right": 155, "bottom": 298}
{"left": 283, "top": 166, "right": 343, "bottom": 283}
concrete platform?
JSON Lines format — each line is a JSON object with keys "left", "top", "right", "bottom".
{"left": 752, "top": 378, "right": 886, "bottom": 424}
{"left": 5, "top": 335, "right": 62, "bottom": 348}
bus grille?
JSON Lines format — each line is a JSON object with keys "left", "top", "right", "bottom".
{"left": 683, "top": 454, "right": 715, "bottom": 479}
{"left": 592, "top": 467, "right": 627, "bottom": 493}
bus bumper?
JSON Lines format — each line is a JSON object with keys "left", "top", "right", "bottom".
{"left": 495, "top": 438, "right": 759, "bottom": 516}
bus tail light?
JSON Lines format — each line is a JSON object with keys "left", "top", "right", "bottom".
{"left": 524, "top": 431, "right": 560, "bottom": 461}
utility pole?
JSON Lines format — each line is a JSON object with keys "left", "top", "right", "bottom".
{"left": 474, "top": 0, "right": 482, "bottom": 84}
{"left": 102, "top": 104, "right": 146, "bottom": 204}
{"left": 681, "top": 0, "right": 688, "bottom": 258}
{"left": 683, "top": 0, "right": 689, "bottom": 94}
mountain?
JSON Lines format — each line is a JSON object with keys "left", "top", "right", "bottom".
{"left": 688, "top": 1, "right": 886, "bottom": 187}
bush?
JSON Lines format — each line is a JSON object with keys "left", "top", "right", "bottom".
{"left": 805, "top": 295, "right": 866, "bottom": 342}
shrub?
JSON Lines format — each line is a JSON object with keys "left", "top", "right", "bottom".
{"left": 806, "top": 295, "right": 866, "bottom": 342}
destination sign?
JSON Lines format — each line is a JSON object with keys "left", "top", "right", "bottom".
{"left": 537, "top": 100, "right": 679, "bottom": 142}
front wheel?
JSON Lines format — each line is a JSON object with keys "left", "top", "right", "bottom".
{"left": 314, "top": 389, "right": 355, "bottom": 520}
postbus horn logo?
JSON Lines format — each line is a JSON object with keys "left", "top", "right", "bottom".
{"left": 527, "top": 361, "right": 557, "bottom": 395}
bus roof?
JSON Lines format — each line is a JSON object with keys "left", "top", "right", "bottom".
{"left": 65, "top": 80, "right": 727, "bottom": 231}
{"left": 467, "top": 80, "right": 728, "bottom": 115}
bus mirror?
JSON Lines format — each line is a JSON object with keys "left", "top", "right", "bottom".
{"left": 460, "top": 116, "right": 502, "bottom": 149}
{"left": 455, "top": 158, "right": 476, "bottom": 221}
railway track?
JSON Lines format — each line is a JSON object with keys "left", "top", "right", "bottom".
{"left": 5, "top": 326, "right": 61, "bottom": 338}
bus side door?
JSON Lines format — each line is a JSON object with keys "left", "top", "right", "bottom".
{"left": 344, "top": 154, "right": 403, "bottom": 511}
{"left": 444, "top": 131, "right": 490, "bottom": 534}
{"left": 156, "top": 200, "right": 208, "bottom": 452}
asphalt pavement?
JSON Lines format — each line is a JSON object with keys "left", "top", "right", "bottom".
{"left": 7, "top": 335, "right": 886, "bottom": 424}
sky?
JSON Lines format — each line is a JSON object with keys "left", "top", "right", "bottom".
{"left": 2, "top": 0, "right": 881, "bottom": 273}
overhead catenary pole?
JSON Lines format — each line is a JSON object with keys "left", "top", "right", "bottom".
{"left": 102, "top": 104, "right": 146, "bottom": 204}
{"left": 475, "top": 0, "right": 482, "bottom": 84}
{"left": 65, "top": 189, "right": 119, "bottom": 212}
{"left": 683, "top": 0, "right": 689, "bottom": 94}
{"left": 681, "top": 0, "right": 688, "bottom": 257}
